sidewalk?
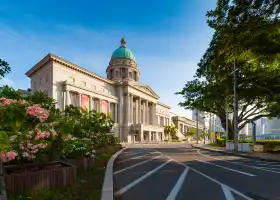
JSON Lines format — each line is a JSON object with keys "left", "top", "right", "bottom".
{"left": 192, "top": 143, "right": 280, "bottom": 162}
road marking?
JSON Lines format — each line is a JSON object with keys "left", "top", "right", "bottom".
{"left": 117, "top": 152, "right": 158, "bottom": 163}
{"left": 114, "top": 155, "right": 163, "bottom": 175}
{"left": 155, "top": 150, "right": 253, "bottom": 200}
{"left": 166, "top": 167, "right": 189, "bottom": 200}
{"left": 121, "top": 151, "right": 151, "bottom": 157}
{"left": 197, "top": 150, "right": 280, "bottom": 174}
{"left": 195, "top": 159, "right": 257, "bottom": 177}
{"left": 221, "top": 185, "right": 235, "bottom": 200}
{"left": 237, "top": 162, "right": 280, "bottom": 167}
{"left": 114, "top": 159, "right": 172, "bottom": 196}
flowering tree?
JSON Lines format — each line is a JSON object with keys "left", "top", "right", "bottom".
{"left": 0, "top": 97, "right": 53, "bottom": 163}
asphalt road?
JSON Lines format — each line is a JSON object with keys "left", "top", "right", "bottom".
{"left": 113, "top": 143, "right": 280, "bottom": 200}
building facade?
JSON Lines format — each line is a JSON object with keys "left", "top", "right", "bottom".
{"left": 25, "top": 38, "right": 204, "bottom": 143}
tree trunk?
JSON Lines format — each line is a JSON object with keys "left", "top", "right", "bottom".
{"left": 219, "top": 116, "right": 234, "bottom": 140}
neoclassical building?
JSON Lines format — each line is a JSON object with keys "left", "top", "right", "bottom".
{"left": 25, "top": 38, "right": 204, "bottom": 142}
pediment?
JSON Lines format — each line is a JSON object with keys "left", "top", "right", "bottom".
{"left": 132, "top": 84, "right": 159, "bottom": 98}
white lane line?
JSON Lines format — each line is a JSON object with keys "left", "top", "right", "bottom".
{"left": 155, "top": 150, "right": 253, "bottom": 200}
{"left": 114, "top": 155, "right": 163, "bottom": 175}
{"left": 114, "top": 159, "right": 172, "bottom": 196}
{"left": 198, "top": 150, "right": 280, "bottom": 174}
{"left": 195, "top": 159, "right": 257, "bottom": 177}
{"left": 121, "top": 151, "right": 151, "bottom": 157}
{"left": 221, "top": 185, "right": 235, "bottom": 200}
{"left": 237, "top": 162, "right": 280, "bottom": 167}
{"left": 117, "top": 152, "right": 158, "bottom": 164}
{"left": 166, "top": 167, "right": 189, "bottom": 200}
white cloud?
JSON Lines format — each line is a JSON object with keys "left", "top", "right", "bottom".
{"left": 0, "top": 78, "right": 16, "bottom": 88}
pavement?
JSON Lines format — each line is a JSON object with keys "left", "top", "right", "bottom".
{"left": 113, "top": 142, "right": 280, "bottom": 200}
{"left": 192, "top": 143, "right": 280, "bottom": 162}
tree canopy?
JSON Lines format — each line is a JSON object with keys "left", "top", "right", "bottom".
{"left": 176, "top": 0, "right": 280, "bottom": 140}
{"left": 0, "top": 59, "right": 11, "bottom": 79}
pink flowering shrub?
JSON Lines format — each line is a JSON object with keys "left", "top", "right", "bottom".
{"left": 0, "top": 151, "right": 17, "bottom": 162}
{"left": 26, "top": 105, "right": 49, "bottom": 122}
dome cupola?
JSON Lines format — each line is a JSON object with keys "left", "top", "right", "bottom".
{"left": 111, "top": 38, "right": 136, "bottom": 61}
{"left": 106, "top": 38, "right": 140, "bottom": 83}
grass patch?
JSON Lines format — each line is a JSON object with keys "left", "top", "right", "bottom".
{"left": 6, "top": 156, "right": 113, "bottom": 200}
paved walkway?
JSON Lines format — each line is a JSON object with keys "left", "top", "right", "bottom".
{"left": 113, "top": 143, "right": 280, "bottom": 200}
{"left": 192, "top": 143, "right": 280, "bottom": 162}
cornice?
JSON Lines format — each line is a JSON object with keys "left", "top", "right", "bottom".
{"left": 128, "top": 83, "right": 159, "bottom": 99}
{"left": 25, "top": 53, "right": 115, "bottom": 85}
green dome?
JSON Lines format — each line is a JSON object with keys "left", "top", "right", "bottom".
{"left": 111, "top": 38, "right": 135, "bottom": 61}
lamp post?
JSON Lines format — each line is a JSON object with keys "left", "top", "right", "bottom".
{"left": 196, "top": 110, "right": 199, "bottom": 144}
{"left": 233, "top": 61, "right": 239, "bottom": 152}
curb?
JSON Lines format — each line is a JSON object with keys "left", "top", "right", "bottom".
{"left": 191, "top": 144, "right": 280, "bottom": 162}
{"left": 101, "top": 147, "right": 127, "bottom": 200}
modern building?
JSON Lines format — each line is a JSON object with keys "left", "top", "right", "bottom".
{"left": 25, "top": 38, "right": 204, "bottom": 143}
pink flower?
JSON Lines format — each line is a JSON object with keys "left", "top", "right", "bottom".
{"left": 26, "top": 105, "right": 49, "bottom": 122}
{"left": 0, "top": 153, "right": 7, "bottom": 162}
{"left": 5, "top": 151, "right": 17, "bottom": 161}
{"left": 0, "top": 97, "right": 9, "bottom": 106}
{"left": 64, "top": 134, "right": 72, "bottom": 141}
{"left": 35, "top": 131, "right": 50, "bottom": 140}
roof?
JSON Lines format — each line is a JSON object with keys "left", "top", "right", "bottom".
{"left": 157, "top": 101, "right": 171, "bottom": 109}
{"left": 111, "top": 38, "right": 135, "bottom": 61}
{"left": 25, "top": 53, "right": 115, "bottom": 85}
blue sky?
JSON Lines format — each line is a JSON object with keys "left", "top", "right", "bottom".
{"left": 0, "top": 0, "right": 215, "bottom": 118}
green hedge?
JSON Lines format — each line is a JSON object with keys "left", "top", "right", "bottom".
{"left": 216, "top": 138, "right": 226, "bottom": 147}
{"left": 256, "top": 140, "right": 280, "bottom": 152}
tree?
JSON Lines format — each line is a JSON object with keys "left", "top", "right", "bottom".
{"left": 0, "top": 85, "right": 21, "bottom": 100}
{"left": 0, "top": 59, "right": 11, "bottom": 79}
{"left": 186, "top": 128, "right": 196, "bottom": 138}
{"left": 164, "top": 124, "right": 178, "bottom": 140}
{"left": 25, "top": 91, "right": 56, "bottom": 110}
{"left": 176, "top": 0, "right": 280, "bottom": 140}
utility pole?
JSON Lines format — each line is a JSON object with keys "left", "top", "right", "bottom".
{"left": 233, "top": 61, "right": 238, "bottom": 152}
{"left": 196, "top": 110, "right": 199, "bottom": 144}
{"left": 225, "top": 97, "right": 229, "bottom": 143}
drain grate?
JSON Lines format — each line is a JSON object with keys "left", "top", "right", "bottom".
{"left": 245, "top": 193, "right": 270, "bottom": 200}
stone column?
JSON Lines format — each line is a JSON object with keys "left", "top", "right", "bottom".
{"left": 88, "top": 96, "right": 92, "bottom": 110}
{"left": 138, "top": 97, "right": 141, "bottom": 123}
{"left": 140, "top": 130, "right": 144, "bottom": 142}
{"left": 115, "top": 103, "right": 118, "bottom": 123}
{"left": 64, "top": 89, "right": 69, "bottom": 110}
{"left": 135, "top": 98, "right": 139, "bottom": 124}
{"left": 79, "top": 93, "right": 82, "bottom": 107}
{"left": 108, "top": 101, "right": 111, "bottom": 114}
{"left": 146, "top": 102, "right": 149, "bottom": 125}
{"left": 143, "top": 100, "right": 146, "bottom": 124}
{"left": 125, "top": 93, "right": 129, "bottom": 123}
{"left": 99, "top": 99, "right": 101, "bottom": 112}
{"left": 130, "top": 94, "right": 134, "bottom": 123}
{"left": 153, "top": 103, "right": 157, "bottom": 126}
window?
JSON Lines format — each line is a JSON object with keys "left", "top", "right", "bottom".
{"left": 116, "top": 70, "right": 119, "bottom": 77}
{"left": 129, "top": 72, "right": 132, "bottom": 78}
{"left": 91, "top": 84, "right": 96, "bottom": 90}
{"left": 82, "top": 81, "right": 86, "bottom": 87}
{"left": 122, "top": 68, "right": 125, "bottom": 78}
{"left": 160, "top": 117, "right": 164, "bottom": 126}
